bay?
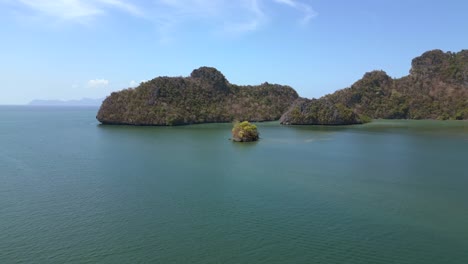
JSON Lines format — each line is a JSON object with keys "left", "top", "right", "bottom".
{"left": 1, "top": 106, "right": 468, "bottom": 263}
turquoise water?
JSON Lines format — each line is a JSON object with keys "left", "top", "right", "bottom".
{"left": 1, "top": 106, "right": 468, "bottom": 263}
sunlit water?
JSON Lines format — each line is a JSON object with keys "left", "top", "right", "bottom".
{"left": 1, "top": 106, "right": 468, "bottom": 263}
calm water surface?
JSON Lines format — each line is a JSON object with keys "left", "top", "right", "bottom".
{"left": 1, "top": 106, "right": 468, "bottom": 263}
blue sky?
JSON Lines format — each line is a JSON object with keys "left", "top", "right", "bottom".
{"left": 0, "top": 0, "right": 467, "bottom": 104}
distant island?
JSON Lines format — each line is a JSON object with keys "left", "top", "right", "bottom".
{"left": 281, "top": 49, "right": 468, "bottom": 124}
{"left": 30, "top": 98, "right": 103, "bottom": 107}
{"left": 97, "top": 67, "right": 298, "bottom": 125}
{"left": 97, "top": 49, "right": 468, "bottom": 126}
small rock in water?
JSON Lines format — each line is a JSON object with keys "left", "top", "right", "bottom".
{"left": 231, "top": 121, "right": 259, "bottom": 142}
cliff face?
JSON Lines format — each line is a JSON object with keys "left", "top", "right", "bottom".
{"left": 281, "top": 49, "right": 468, "bottom": 124}
{"left": 97, "top": 67, "right": 299, "bottom": 125}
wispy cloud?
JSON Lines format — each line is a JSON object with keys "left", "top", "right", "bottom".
{"left": 16, "top": 0, "right": 143, "bottom": 20}
{"left": 274, "top": 0, "right": 317, "bottom": 24}
{"left": 274, "top": 0, "right": 296, "bottom": 6}
{"left": 87, "top": 79, "right": 109, "bottom": 88}
{"left": 223, "top": 0, "right": 266, "bottom": 34}
{"left": 8, "top": 0, "right": 316, "bottom": 35}
{"left": 18, "top": 0, "right": 102, "bottom": 20}
{"left": 98, "top": 0, "right": 143, "bottom": 17}
{"left": 151, "top": 0, "right": 281, "bottom": 38}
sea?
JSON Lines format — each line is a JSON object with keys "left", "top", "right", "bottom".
{"left": 1, "top": 106, "right": 468, "bottom": 263}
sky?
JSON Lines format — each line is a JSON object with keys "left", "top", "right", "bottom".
{"left": 0, "top": 0, "right": 467, "bottom": 104}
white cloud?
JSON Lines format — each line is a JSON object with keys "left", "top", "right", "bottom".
{"left": 151, "top": 0, "right": 269, "bottom": 36}
{"left": 129, "top": 80, "right": 149, "bottom": 87}
{"left": 18, "top": 0, "right": 101, "bottom": 19}
{"left": 129, "top": 80, "right": 138, "bottom": 87}
{"left": 274, "top": 0, "right": 296, "bottom": 7}
{"left": 87, "top": 79, "right": 109, "bottom": 88}
{"left": 225, "top": 0, "right": 266, "bottom": 33}
{"left": 9, "top": 0, "right": 316, "bottom": 35}
{"left": 97, "top": 0, "right": 143, "bottom": 17}
{"left": 274, "top": 0, "right": 317, "bottom": 24}
{"left": 16, "top": 0, "right": 143, "bottom": 20}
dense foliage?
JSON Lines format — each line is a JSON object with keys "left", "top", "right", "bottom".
{"left": 280, "top": 98, "right": 367, "bottom": 125}
{"left": 281, "top": 49, "right": 468, "bottom": 124}
{"left": 231, "top": 121, "right": 259, "bottom": 142}
{"left": 328, "top": 50, "right": 468, "bottom": 120}
{"left": 97, "top": 67, "right": 299, "bottom": 125}
{"left": 98, "top": 50, "right": 467, "bottom": 127}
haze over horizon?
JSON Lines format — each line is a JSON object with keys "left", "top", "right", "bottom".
{"left": 1, "top": 0, "right": 467, "bottom": 105}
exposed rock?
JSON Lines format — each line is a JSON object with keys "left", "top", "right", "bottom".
{"left": 280, "top": 98, "right": 365, "bottom": 125}
{"left": 410, "top": 49, "right": 450, "bottom": 78}
{"left": 281, "top": 49, "right": 468, "bottom": 124}
{"left": 98, "top": 50, "right": 468, "bottom": 127}
{"left": 96, "top": 67, "right": 298, "bottom": 126}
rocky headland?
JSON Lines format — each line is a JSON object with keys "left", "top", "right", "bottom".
{"left": 96, "top": 67, "right": 298, "bottom": 125}
{"left": 281, "top": 49, "right": 468, "bottom": 125}
{"left": 97, "top": 49, "right": 468, "bottom": 126}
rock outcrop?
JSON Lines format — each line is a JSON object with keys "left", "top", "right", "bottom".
{"left": 280, "top": 98, "right": 366, "bottom": 125}
{"left": 98, "top": 50, "right": 468, "bottom": 127}
{"left": 231, "top": 121, "right": 259, "bottom": 142}
{"left": 281, "top": 49, "right": 468, "bottom": 124}
{"left": 97, "top": 67, "right": 298, "bottom": 125}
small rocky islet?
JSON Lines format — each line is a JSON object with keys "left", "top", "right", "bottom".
{"left": 231, "top": 121, "right": 259, "bottom": 142}
{"left": 96, "top": 49, "right": 468, "bottom": 126}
